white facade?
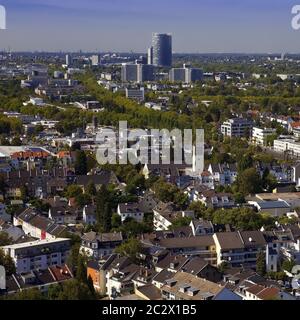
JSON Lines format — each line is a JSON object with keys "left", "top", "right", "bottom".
{"left": 252, "top": 127, "right": 276, "bottom": 146}
{"left": 117, "top": 204, "right": 144, "bottom": 223}
{"left": 274, "top": 138, "right": 300, "bottom": 156}
{"left": 1, "top": 238, "right": 71, "bottom": 273}
{"left": 83, "top": 206, "right": 97, "bottom": 225}
{"left": 221, "top": 118, "right": 253, "bottom": 138}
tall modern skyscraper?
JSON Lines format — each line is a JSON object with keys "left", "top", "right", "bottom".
{"left": 91, "top": 54, "right": 101, "bottom": 66}
{"left": 65, "top": 54, "right": 72, "bottom": 66}
{"left": 151, "top": 33, "right": 172, "bottom": 67}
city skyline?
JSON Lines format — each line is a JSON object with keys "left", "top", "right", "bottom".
{"left": 1, "top": 0, "right": 300, "bottom": 53}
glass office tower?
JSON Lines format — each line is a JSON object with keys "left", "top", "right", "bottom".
{"left": 152, "top": 33, "right": 172, "bottom": 67}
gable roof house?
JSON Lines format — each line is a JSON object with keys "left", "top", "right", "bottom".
{"left": 13, "top": 208, "right": 67, "bottom": 240}
{"left": 83, "top": 204, "right": 97, "bottom": 225}
{"left": 80, "top": 231, "right": 123, "bottom": 259}
{"left": 197, "top": 190, "right": 236, "bottom": 209}
{"left": 180, "top": 257, "right": 223, "bottom": 283}
{"left": 117, "top": 203, "right": 145, "bottom": 223}
{"left": 161, "top": 272, "right": 241, "bottom": 300}
{"left": 48, "top": 206, "right": 80, "bottom": 225}
{"left": 208, "top": 163, "right": 238, "bottom": 186}
{"left": 153, "top": 202, "right": 195, "bottom": 231}
{"left": 76, "top": 170, "right": 120, "bottom": 193}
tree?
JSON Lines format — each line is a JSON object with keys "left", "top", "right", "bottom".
{"left": 76, "top": 255, "right": 87, "bottom": 284}
{"left": 0, "top": 232, "right": 12, "bottom": 246}
{"left": 47, "top": 284, "right": 63, "bottom": 300}
{"left": 170, "top": 216, "right": 192, "bottom": 229}
{"left": 115, "top": 238, "right": 142, "bottom": 262}
{"left": 125, "top": 174, "right": 145, "bottom": 195}
{"left": 65, "top": 185, "right": 83, "bottom": 199}
{"left": 238, "top": 153, "right": 253, "bottom": 172}
{"left": 256, "top": 251, "right": 266, "bottom": 276}
{"left": 96, "top": 185, "right": 112, "bottom": 232}
{"left": 20, "top": 185, "right": 29, "bottom": 202}
{"left": 281, "top": 259, "right": 296, "bottom": 273}
{"left": 234, "top": 193, "right": 245, "bottom": 204}
{"left": 75, "top": 150, "right": 88, "bottom": 175}
{"left": 57, "top": 279, "right": 95, "bottom": 300}
{"left": 86, "top": 181, "right": 97, "bottom": 197}
{"left": 7, "top": 288, "right": 45, "bottom": 300}
{"left": 87, "top": 275, "right": 96, "bottom": 297}
{"left": 152, "top": 178, "right": 188, "bottom": 209}
{"left": 262, "top": 171, "right": 277, "bottom": 192}
{"left": 76, "top": 193, "right": 92, "bottom": 207}
{"left": 117, "top": 218, "right": 152, "bottom": 237}
{"left": 0, "top": 176, "right": 7, "bottom": 197}
{"left": 111, "top": 213, "right": 121, "bottom": 229}
{"left": 10, "top": 136, "right": 22, "bottom": 146}
{"left": 218, "top": 261, "right": 229, "bottom": 273}
{"left": 237, "top": 167, "right": 262, "bottom": 195}
{"left": 67, "top": 243, "right": 80, "bottom": 273}
{"left": 0, "top": 249, "right": 16, "bottom": 275}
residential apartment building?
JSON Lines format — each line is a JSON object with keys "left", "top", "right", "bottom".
{"left": 213, "top": 231, "right": 266, "bottom": 267}
{"left": 274, "top": 138, "right": 300, "bottom": 156}
{"left": 221, "top": 118, "right": 253, "bottom": 138}
{"left": 252, "top": 127, "right": 276, "bottom": 146}
{"left": 1, "top": 238, "right": 71, "bottom": 273}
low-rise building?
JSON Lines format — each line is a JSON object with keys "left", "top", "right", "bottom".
{"left": 161, "top": 272, "right": 241, "bottom": 300}
{"left": 80, "top": 231, "right": 123, "bottom": 259}
{"left": 117, "top": 203, "right": 144, "bottom": 223}
{"left": 248, "top": 200, "right": 291, "bottom": 217}
{"left": 13, "top": 208, "right": 67, "bottom": 240}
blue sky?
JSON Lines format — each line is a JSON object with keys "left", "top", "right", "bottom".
{"left": 0, "top": 0, "right": 300, "bottom": 52}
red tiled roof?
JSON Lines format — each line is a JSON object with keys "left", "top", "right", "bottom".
{"left": 48, "top": 264, "right": 73, "bottom": 282}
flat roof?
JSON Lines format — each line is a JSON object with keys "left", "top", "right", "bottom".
{"left": 1, "top": 238, "right": 70, "bottom": 250}
{"left": 255, "top": 201, "right": 290, "bottom": 209}
{"left": 256, "top": 193, "right": 300, "bottom": 201}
